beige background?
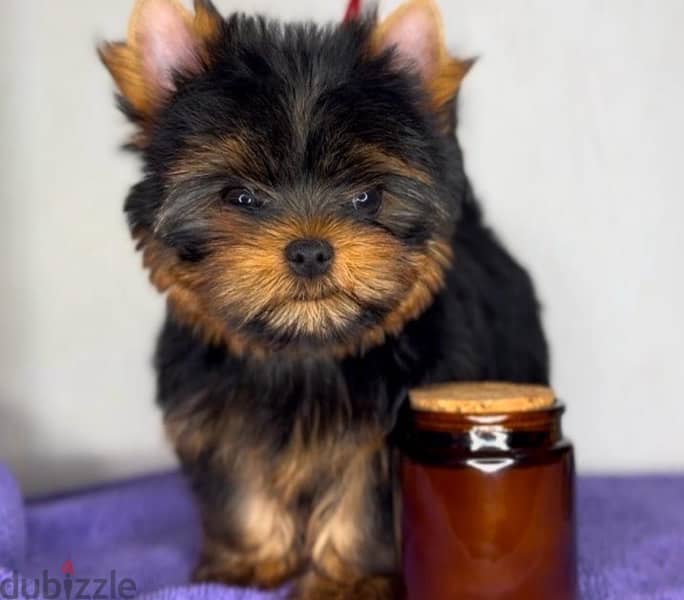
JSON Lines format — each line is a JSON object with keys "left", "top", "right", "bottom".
{"left": 1, "top": 0, "right": 683, "bottom": 495}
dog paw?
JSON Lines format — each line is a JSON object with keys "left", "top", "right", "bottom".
{"left": 192, "top": 553, "right": 299, "bottom": 589}
{"left": 289, "top": 574, "right": 400, "bottom": 600}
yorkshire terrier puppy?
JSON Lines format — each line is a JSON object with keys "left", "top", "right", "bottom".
{"left": 100, "top": 0, "right": 548, "bottom": 597}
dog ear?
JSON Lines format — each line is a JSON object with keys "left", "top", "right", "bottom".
{"left": 373, "top": 0, "right": 472, "bottom": 115}
{"left": 99, "top": 0, "right": 221, "bottom": 121}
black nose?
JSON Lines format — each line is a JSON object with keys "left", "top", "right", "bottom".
{"left": 285, "top": 239, "right": 334, "bottom": 278}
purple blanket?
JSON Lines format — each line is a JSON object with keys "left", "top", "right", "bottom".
{"left": 1, "top": 463, "right": 682, "bottom": 599}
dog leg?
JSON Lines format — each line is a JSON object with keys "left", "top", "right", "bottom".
{"left": 291, "top": 442, "right": 398, "bottom": 599}
{"left": 192, "top": 488, "right": 301, "bottom": 588}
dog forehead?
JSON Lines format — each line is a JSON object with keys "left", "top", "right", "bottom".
{"left": 155, "top": 16, "right": 435, "bottom": 190}
{"left": 204, "top": 19, "right": 418, "bottom": 130}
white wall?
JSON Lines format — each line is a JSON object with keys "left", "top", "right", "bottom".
{"left": 1, "top": 0, "right": 682, "bottom": 496}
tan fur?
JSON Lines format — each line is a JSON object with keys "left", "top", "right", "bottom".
{"left": 167, "top": 135, "right": 254, "bottom": 181}
{"left": 164, "top": 395, "right": 215, "bottom": 462}
{"left": 163, "top": 380, "right": 392, "bottom": 588}
{"left": 353, "top": 237, "right": 452, "bottom": 354}
{"left": 174, "top": 395, "right": 396, "bottom": 596}
{"left": 168, "top": 404, "right": 302, "bottom": 587}
{"left": 139, "top": 137, "right": 454, "bottom": 358}
{"left": 98, "top": 0, "right": 221, "bottom": 121}
{"left": 135, "top": 230, "right": 260, "bottom": 355}
{"left": 194, "top": 533, "right": 299, "bottom": 589}
{"left": 170, "top": 138, "right": 432, "bottom": 190}
{"left": 134, "top": 193, "right": 452, "bottom": 359}
{"left": 192, "top": 431, "right": 396, "bottom": 596}
{"left": 307, "top": 441, "right": 385, "bottom": 580}
{"left": 350, "top": 144, "right": 433, "bottom": 185}
{"left": 292, "top": 574, "right": 399, "bottom": 600}
{"left": 371, "top": 0, "right": 472, "bottom": 122}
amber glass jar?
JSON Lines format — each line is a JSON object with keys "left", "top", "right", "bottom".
{"left": 399, "top": 382, "right": 576, "bottom": 600}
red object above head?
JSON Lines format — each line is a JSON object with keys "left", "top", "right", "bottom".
{"left": 344, "top": 0, "right": 362, "bottom": 21}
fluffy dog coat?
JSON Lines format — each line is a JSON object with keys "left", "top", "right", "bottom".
{"left": 100, "top": 0, "right": 549, "bottom": 597}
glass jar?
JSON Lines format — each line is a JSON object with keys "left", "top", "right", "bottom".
{"left": 399, "top": 382, "right": 576, "bottom": 600}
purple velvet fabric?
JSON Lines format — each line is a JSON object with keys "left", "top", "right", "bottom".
{"left": 0, "top": 463, "right": 682, "bottom": 599}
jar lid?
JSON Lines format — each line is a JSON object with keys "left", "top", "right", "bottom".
{"left": 409, "top": 381, "right": 555, "bottom": 415}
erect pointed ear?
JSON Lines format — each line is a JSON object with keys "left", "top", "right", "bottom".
{"left": 372, "top": 0, "right": 472, "bottom": 116}
{"left": 99, "top": 0, "right": 222, "bottom": 121}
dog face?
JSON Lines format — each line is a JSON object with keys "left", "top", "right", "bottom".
{"left": 101, "top": 0, "right": 470, "bottom": 356}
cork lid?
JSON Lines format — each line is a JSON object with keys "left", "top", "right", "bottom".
{"left": 409, "top": 382, "right": 555, "bottom": 415}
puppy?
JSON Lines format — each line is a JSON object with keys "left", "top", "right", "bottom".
{"left": 100, "top": 0, "right": 549, "bottom": 597}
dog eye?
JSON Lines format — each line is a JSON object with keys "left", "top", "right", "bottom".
{"left": 222, "top": 187, "right": 264, "bottom": 210}
{"left": 351, "top": 189, "right": 383, "bottom": 213}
